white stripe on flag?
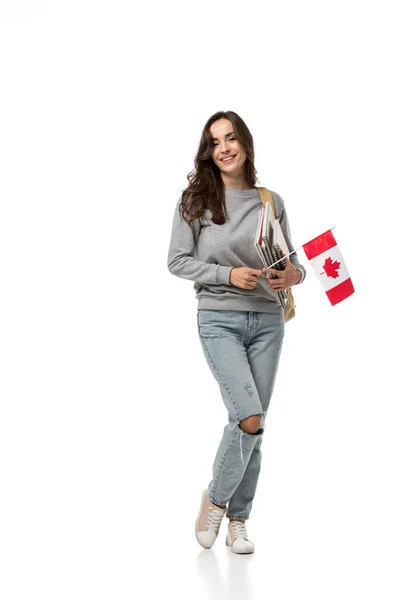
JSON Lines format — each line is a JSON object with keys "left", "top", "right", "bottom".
{"left": 309, "top": 245, "right": 350, "bottom": 292}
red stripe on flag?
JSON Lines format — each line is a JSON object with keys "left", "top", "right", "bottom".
{"left": 326, "top": 278, "right": 355, "bottom": 306}
{"left": 303, "top": 230, "right": 337, "bottom": 260}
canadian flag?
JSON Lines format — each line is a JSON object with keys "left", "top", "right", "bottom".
{"left": 302, "top": 230, "right": 354, "bottom": 306}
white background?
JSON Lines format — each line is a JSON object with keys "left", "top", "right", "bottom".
{"left": 1, "top": 1, "right": 399, "bottom": 599}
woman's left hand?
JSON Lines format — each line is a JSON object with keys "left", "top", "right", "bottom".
{"left": 261, "top": 256, "right": 302, "bottom": 291}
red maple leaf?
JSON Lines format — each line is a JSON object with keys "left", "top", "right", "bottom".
{"left": 321, "top": 256, "right": 341, "bottom": 278}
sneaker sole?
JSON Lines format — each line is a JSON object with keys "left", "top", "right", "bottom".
{"left": 226, "top": 536, "right": 255, "bottom": 554}
{"left": 195, "top": 489, "right": 211, "bottom": 547}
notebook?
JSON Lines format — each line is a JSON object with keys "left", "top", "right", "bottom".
{"left": 254, "top": 201, "right": 288, "bottom": 309}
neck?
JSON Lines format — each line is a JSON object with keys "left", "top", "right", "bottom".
{"left": 220, "top": 173, "right": 253, "bottom": 191}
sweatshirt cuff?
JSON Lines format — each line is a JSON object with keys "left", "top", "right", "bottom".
{"left": 295, "top": 267, "right": 306, "bottom": 285}
{"left": 217, "top": 266, "right": 233, "bottom": 285}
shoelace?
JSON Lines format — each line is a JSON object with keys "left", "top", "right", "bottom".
{"left": 206, "top": 506, "right": 225, "bottom": 532}
{"left": 229, "top": 520, "right": 248, "bottom": 540}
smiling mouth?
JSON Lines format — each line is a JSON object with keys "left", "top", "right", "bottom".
{"left": 220, "top": 155, "right": 236, "bottom": 163}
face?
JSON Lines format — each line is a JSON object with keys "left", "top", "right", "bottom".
{"left": 210, "top": 118, "right": 247, "bottom": 177}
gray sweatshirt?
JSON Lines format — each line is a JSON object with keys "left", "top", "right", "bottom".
{"left": 167, "top": 186, "right": 306, "bottom": 313}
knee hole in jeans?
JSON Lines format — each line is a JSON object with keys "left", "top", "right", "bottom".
{"left": 239, "top": 414, "right": 263, "bottom": 435}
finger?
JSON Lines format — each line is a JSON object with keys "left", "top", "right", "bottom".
{"left": 263, "top": 268, "right": 279, "bottom": 276}
{"left": 270, "top": 279, "right": 286, "bottom": 288}
{"left": 273, "top": 275, "right": 286, "bottom": 284}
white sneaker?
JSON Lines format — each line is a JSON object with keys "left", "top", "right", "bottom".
{"left": 226, "top": 520, "right": 254, "bottom": 554}
{"left": 195, "top": 489, "right": 226, "bottom": 549}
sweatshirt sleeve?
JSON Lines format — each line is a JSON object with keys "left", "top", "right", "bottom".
{"left": 278, "top": 199, "right": 307, "bottom": 285}
{"left": 167, "top": 199, "right": 233, "bottom": 285}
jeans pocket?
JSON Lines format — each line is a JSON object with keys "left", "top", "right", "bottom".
{"left": 197, "top": 310, "right": 234, "bottom": 338}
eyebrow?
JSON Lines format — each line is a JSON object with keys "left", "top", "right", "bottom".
{"left": 211, "top": 131, "right": 235, "bottom": 141}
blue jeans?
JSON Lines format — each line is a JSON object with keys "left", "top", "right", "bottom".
{"left": 197, "top": 309, "right": 285, "bottom": 520}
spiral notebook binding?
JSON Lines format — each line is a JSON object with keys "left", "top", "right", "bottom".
{"left": 255, "top": 186, "right": 293, "bottom": 315}
{"left": 261, "top": 240, "right": 287, "bottom": 309}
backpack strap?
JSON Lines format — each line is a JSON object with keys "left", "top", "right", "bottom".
{"left": 256, "top": 186, "right": 277, "bottom": 219}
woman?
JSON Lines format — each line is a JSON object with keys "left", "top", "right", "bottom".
{"left": 167, "top": 110, "right": 306, "bottom": 554}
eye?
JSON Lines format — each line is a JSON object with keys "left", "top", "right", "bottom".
{"left": 213, "top": 136, "right": 235, "bottom": 147}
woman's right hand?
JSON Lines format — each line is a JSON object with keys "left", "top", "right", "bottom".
{"left": 229, "top": 267, "right": 263, "bottom": 289}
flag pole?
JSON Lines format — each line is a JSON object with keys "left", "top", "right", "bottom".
{"left": 265, "top": 226, "right": 336, "bottom": 269}
{"left": 266, "top": 248, "right": 302, "bottom": 269}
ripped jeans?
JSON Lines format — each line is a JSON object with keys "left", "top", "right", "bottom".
{"left": 197, "top": 309, "right": 285, "bottom": 521}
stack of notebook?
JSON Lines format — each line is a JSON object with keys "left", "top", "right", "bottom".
{"left": 254, "top": 200, "right": 289, "bottom": 309}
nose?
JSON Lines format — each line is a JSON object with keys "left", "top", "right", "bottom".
{"left": 221, "top": 142, "right": 230, "bottom": 153}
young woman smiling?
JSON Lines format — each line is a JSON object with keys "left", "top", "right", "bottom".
{"left": 167, "top": 110, "right": 306, "bottom": 554}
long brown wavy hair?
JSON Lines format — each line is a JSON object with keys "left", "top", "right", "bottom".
{"left": 179, "top": 111, "right": 259, "bottom": 226}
